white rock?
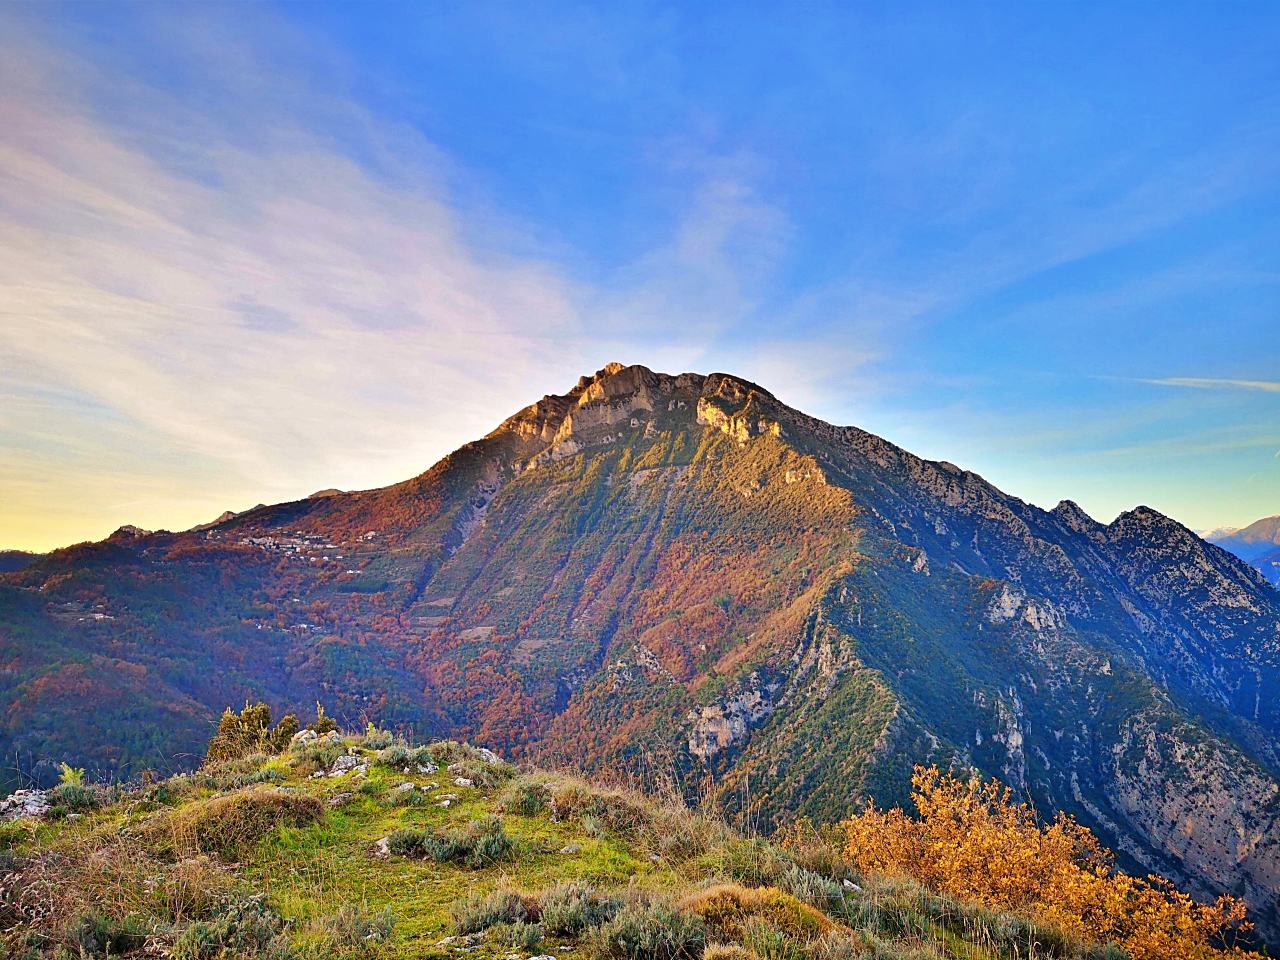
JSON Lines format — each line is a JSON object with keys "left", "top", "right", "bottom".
{"left": 439, "top": 799, "right": 451, "bottom": 808}
{"left": 478, "top": 747, "right": 502, "bottom": 765}
{"left": 0, "top": 789, "right": 49, "bottom": 819}
{"left": 328, "top": 755, "right": 364, "bottom": 777}
{"left": 842, "top": 880, "right": 862, "bottom": 892}
{"left": 454, "top": 777, "right": 474, "bottom": 787}
{"left": 560, "top": 843, "right": 581, "bottom": 855}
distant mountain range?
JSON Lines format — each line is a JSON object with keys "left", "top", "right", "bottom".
{"left": 1206, "top": 517, "right": 1280, "bottom": 587}
{"left": 3, "top": 363, "right": 1279, "bottom": 942}
{"left": 0, "top": 550, "right": 42, "bottom": 574}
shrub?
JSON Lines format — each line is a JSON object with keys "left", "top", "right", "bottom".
{"left": 378, "top": 785, "right": 431, "bottom": 808}
{"left": 701, "top": 946, "right": 755, "bottom": 960}
{"left": 206, "top": 703, "right": 298, "bottom": 762}
{"left": 310, "top": 703, "right": 339, "bottom": 735}
{"left": 774, "top": 818, "right": 853, "bottom": 882}
{"left": 362, "top": 723, "right": 395, "bottom": 750}
{"left": 776, "top": 866, "right": 847, "bottom": 916}
{"left": 740, "top": 918, "right": 806, "bottom": 960}
{"left": 173, "top": 898, "right": 294, "bottom": 960}
{"left": 499, "top": 777, "right": 551, "bottom": 816}
{"left": 590, "top": 900, "right": 707, "bottom": 960}
{"left": 717, "top": 839, "right": 791, "bottom": 888}
{"left": 489, "top": 920, "right": 544, "bottom": 951}
{"left": 311, "top": 901, "right": 396, "bottom": 947}
{"left": 552, "top": 780, "right": 653, "bottom": 837}
{"left": 449, "top": 758, "right": 515, "bottom": 791}
{"left": 0, "top": 820, "right": 30, "bottom": 850}
{"left": 678, "top": 886, "right": 829, "bottom": 944}
{"left": 289, "top": 741, "right": 344, "bottom": 775}
{"left": 426, "top": 740, "right": 481, "bottom": 765}
{"left": 374, "top": 744, "right": 437, "bottom": 773}
{"left": 58, "top": 763, "right": 85, "bottom": 786}
{"left": 539, "top": 880, "right": 620, "bottom": 935}
{"left": 61, "top": 911, "right": 145, "bottom": 957}
{"left": 46, "top": 783, "right": 99, "bottom": 814}
{"left": 168, "top": 788, "right": 325, "bottom": 855}
{"left": 449, "top": 886, "right": 537, "bottom": 934}
{"left": 386, "top": 817, "right": 514, "bottom": 868}
{"left": 386, "top": 829, "right": 430, "bottom": 859}
{"left": 841, "top": 766, "right": 1257, "bottom": 960}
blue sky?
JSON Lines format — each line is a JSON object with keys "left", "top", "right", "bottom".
{"left": 1, "top": 2, "right": 1278, "bottom": 550}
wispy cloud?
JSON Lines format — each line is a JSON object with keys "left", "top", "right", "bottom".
{"left": 0, "top": 11, "right": 805, "bottom": 547}
{"left": 1141, "top": 378, "right": 1280, "bottom": 393}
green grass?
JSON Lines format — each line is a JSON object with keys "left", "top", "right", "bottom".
{"left": 0, "top": 734, "right": 1119, "bottom": 960}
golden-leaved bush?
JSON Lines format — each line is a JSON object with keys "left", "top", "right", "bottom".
{"left": 840, "top": 766, "right": 1259, "bottom": 960}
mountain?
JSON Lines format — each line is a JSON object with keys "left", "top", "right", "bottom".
{"left": 0, "top": 550, "right": 42, "bottom": 573}
{"left": 1208, "top": 516, "right": 1280, "bottom": 586}
{"left": 3, "top": 363, "right": 1280, "bottom": 941}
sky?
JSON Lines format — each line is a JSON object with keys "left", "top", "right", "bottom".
{"left": 1, "top": 2, "right": 1278, "bottom": 552}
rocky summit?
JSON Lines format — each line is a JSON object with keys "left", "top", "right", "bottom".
{"left": 2, "top": 363, "right": 1279, "bottom": 941}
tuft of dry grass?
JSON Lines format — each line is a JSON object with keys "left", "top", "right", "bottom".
{"left": 164, "top": 787, "right": 325, "bottom": 856}
{"left": 678, "top": 885, "right": 832, "bottom": 943}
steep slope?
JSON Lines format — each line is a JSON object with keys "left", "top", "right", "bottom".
{"left": 2, "top": 363, "right": 1280, "bottom": 941}
{"left": 1209, "top": 516, "right": 1280, "bottom": 588}
{"left": 1255, "top": 548, "right": 1280, "bottom": 588}
{"left": 1210, "top": 515, "right": 1280, "bottom": 563}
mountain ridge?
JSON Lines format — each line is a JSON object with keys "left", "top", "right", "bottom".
{"left": 1208, "top": 515, "right": 1280, "bottom": 587}
{"left": 3, "top": 362, "right": 1280, "bottom": 942}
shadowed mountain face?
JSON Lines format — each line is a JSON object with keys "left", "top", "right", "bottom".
{"left": 1209, "top": 517, "right": 1280, "bottom": 587}
{"left": 4, "top": 363, "right": 1280, "bottom": 940}
{"left": 0, "top": 551, "right": 41, "bottom": 574}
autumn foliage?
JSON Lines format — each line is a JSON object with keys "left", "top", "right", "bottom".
{"left": 840, "top": 766, "right": 1259, "bottom": 960}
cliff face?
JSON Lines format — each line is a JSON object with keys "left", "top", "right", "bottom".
{"left": 4, "top": 363, "right": 1279, "bottom": 941}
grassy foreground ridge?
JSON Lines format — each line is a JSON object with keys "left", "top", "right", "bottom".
{"left": 0, "top": 706, "right": 1262, "bottom": 960}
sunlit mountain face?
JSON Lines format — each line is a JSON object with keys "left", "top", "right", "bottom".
{"left": 4, "top": 364, "right": 1280, "bottom": 941}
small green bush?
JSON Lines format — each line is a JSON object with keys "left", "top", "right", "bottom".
{"left": 777, "top": 866, "right": 846, "bottom": 915}
{"left": 289, "top": 741, "right": 344, "bottom": 773}
{"left": 362, "top": 723, "right": 395, "bottom": 750}
{"left": 449, "top": 887, "right": 535, "bottom": 934}
{"left": 206, "top": 702, "right": 298, "bottom": 762}
{"left": 426, "top": 740, "right": 479, "bottom": 765}
{"left": 392, "top": 819, "right": 515, "bottom": 868}
{"left": 378, "top": 785, "right": 431, "bottom": 808}
{"left": 61, "top": 911, "right": 146, "bottom": 957}
{"left": 173, "top": 898, "right": 294, "bottom": 960}
{"left": 448, "top": 758, "right": 515, "bottom": 790}
{"left": 312, "top": 901, "right": 396, "bottom": 947}
{"left": 590, "top": 900, "right": 707, "bottom": 960}
{"left": 374, "top": 744, "right": 436, "bottom": 772}
{"left": 0, "top": 820, "right": 30, "bottom": 849}
{"left": 309, "top": 703, "right": 339, "bottom": 735}
{"left": 489, "top": 920, "right": 544, "bottom": 950}
{"left": 386, "top": 828, "right": 429, "bottom": 859}
{"left": 500, "top": 777, "right": 551, "bottom": 816}
{"left": 740, "top": 917, "right": 806, "bottom": 960}
{"left": 539, "top": 880, "right": 620, "bottom": 935}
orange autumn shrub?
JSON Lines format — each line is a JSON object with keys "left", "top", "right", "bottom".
{"left": 841, "top": 766, "right": 1259, "bottom": 960}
